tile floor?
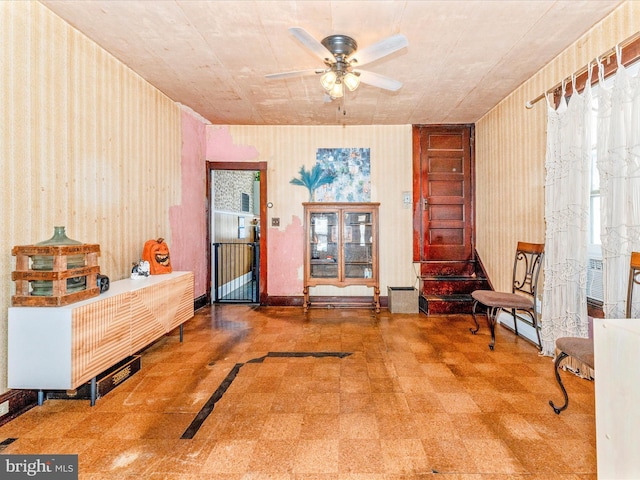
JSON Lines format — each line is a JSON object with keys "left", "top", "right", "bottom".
{"left": 0, "top": 305, "right": 596, "bottom": 479}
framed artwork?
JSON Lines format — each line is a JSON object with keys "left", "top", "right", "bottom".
{"left": 314, "top": 148, "right": 371, "bottom": 202}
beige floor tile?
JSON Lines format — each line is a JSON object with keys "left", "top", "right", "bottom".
{"left": 338, "top": 439, "right": 384, "bottom": 474}
{"left": 201, "top": 439, "right": 257, "bottom": 473}
{"left": 246, "top": 439, "right": 298, "bottom": 474}
{"left": 260, "top": 413, "right": 304, "bottom": 440}
{"left": 339, "top": 412, "right": 379, "bottom": 439}
{"left": 299, "top": 413, "right": 340, "bottom": 440}
{"left": 292, "top": 439, "right": 339, "bottom": 474}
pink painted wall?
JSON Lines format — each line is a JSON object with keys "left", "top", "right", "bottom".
{"left": 169, "top": 110, "right": 208, "bottom": 297}
{"left": 269, "top": 215, "right": 304, "bottom": 295}
{"left": 206, "top": 127, "right": 258, "bottom": 161}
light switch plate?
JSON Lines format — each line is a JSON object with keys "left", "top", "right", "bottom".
{"left": 271, "top": 218, "right": 280, "bottom": 227}
{"left": 402, "top": 191, "right": 412, "bottom": 209}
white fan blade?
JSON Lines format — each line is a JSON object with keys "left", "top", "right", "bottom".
{"left": 355, "top": 70, "right": 403, "bottom": 92}
{"left": 289, "top": 27, "right": 335, "bottom": 62}
{"left": 348, "top": 34, "right": 408, "bottom": 67}
{"left": 265, "top": 69, "right": 322, "bottom": 80}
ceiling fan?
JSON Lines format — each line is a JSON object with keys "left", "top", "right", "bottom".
{"left": 265, "top": 27, "right": 408, "bottom": 99}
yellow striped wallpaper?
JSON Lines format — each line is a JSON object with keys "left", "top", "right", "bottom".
{"left": 225, "top": 125, "right": 416, "bottom": 297}
{"left": 475, "top": 1, "right": 640, "bottom": 293}
{"left": 1, "top": 2, "right": 182, "bottom": 392}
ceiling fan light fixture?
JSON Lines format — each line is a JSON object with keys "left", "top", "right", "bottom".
{"left": 320, "top": 70, "right": 337, "bottom": 91}
{"left": 329, "top": 80, "right": 344, "bottom": 98}
{"left": 267, "top": 28, "right": 407, "bottom": 100}
{"left": 343, "top": 72, "right": 360, "bottom": 92}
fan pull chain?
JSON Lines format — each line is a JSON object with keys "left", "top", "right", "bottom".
{"left": 338, "top": 96, "right": 347, "bottom": 118}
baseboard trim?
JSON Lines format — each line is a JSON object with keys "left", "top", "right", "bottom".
{"left": 264, "top": 296, "right": 303, "bottom": 306}
{"left": 266, "top": 295, "right": 389, "bottom": 308}
{"left": 0, "top": 389, "right": 38, "bottom": 427}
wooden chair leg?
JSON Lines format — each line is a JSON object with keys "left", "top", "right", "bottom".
{"left": 470, "top": 300, "right": 480, "bottom": 334}
{"left": 549, "top": 351, "right": 570, "bottom": 414}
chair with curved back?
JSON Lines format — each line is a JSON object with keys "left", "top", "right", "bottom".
{"left": 470, "top": 241, "right": 544, "bottom": 351}
{"left": 549, "top": 251, "right": 640, "bottom": 414}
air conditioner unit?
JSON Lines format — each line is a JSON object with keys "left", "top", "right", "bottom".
{"left": 587, "top": 258, "right": 604, "bottom": 301}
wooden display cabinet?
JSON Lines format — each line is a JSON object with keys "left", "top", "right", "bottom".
{"left": 303, "top": 202, "right": 380, "bottom": 312}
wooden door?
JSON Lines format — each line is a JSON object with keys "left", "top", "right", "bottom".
{"left": 413, "top": 125, "right": 474, "bottom": 267}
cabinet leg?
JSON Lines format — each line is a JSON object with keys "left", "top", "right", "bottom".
{"left": 374, "top": 286, "right": 380, "bottom": 313}
{"left": 303, "top": 286, "right": 309, "bottom": 313}
{"left": 90, "top": 377, "right": 97, "bottom": 406}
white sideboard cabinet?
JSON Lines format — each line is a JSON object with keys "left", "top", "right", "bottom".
{"left": 8, "top": 271, "right": 194, "bottom": 404}
{"left": 594, "top": 317, "right": 640, "bottom": 479}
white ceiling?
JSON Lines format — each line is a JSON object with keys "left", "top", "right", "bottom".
{"left": 41, "top": 0, "right": 623, "bottom": 126}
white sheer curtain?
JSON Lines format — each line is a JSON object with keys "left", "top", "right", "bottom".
{"left": 541, "top": 82, "right": 592, "bottom": 357}
{"left": 598, "top": 58, "right": 640, "bottom": 318}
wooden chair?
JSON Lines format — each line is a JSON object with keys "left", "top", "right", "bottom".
{"left": 470, "top": 242, "right": 544, "bottom": 350}
{"left": 549, "top": 251, "right": 640, "bottom": 414}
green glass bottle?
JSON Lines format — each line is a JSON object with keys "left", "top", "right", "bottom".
{"left": 31, "top": 226, "right": 86, "bottom": 296}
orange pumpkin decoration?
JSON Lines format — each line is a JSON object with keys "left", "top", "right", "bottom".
{"left": 142, "top": 237, "right": 172, "bottom": 274}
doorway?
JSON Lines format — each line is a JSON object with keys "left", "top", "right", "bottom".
{"left": 207, "top": 161, "right": 267, "bottom": 305}
{"left": 412, "top": 125, "right": 488, "bottom": 314}
{"left": 413, "top": 124, "right": 474, "bottom": 268}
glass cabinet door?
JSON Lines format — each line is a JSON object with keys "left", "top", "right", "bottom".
{"left": 309, "top": 212, "right": 339, "bottom": 279}
{"left": 343, "top": 210, "right": 374, "bottom": 279}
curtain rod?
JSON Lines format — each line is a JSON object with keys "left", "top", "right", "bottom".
{"left": 525, "top": 30, "right": 640, "bottom": 109}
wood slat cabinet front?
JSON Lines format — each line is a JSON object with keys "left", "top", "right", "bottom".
{"left": 303, "top": 202, "right": 380, "bottom": 312}
{"left": 8, "top": 271, "right": 194, "bottom": 391}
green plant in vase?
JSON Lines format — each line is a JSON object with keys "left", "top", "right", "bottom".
{"left": 290, "top": 164, "right": 336, "bottom": 201}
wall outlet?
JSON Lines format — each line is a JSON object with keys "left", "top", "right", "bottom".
{"left": 0, "top": 401, "right": 9, "bottom": 416}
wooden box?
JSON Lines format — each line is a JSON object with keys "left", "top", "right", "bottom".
{"left": 11, "top": 244, "right": 101, "bottom": 306}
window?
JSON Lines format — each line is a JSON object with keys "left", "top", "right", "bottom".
{"left": 241, "top": 193, "right": 250, "bottom": 213}
{"left": 589, "top": 61, "right": 640, "bottom": 253}
{"left": 586, "top": 60, "right": 640, "bottom": 300}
